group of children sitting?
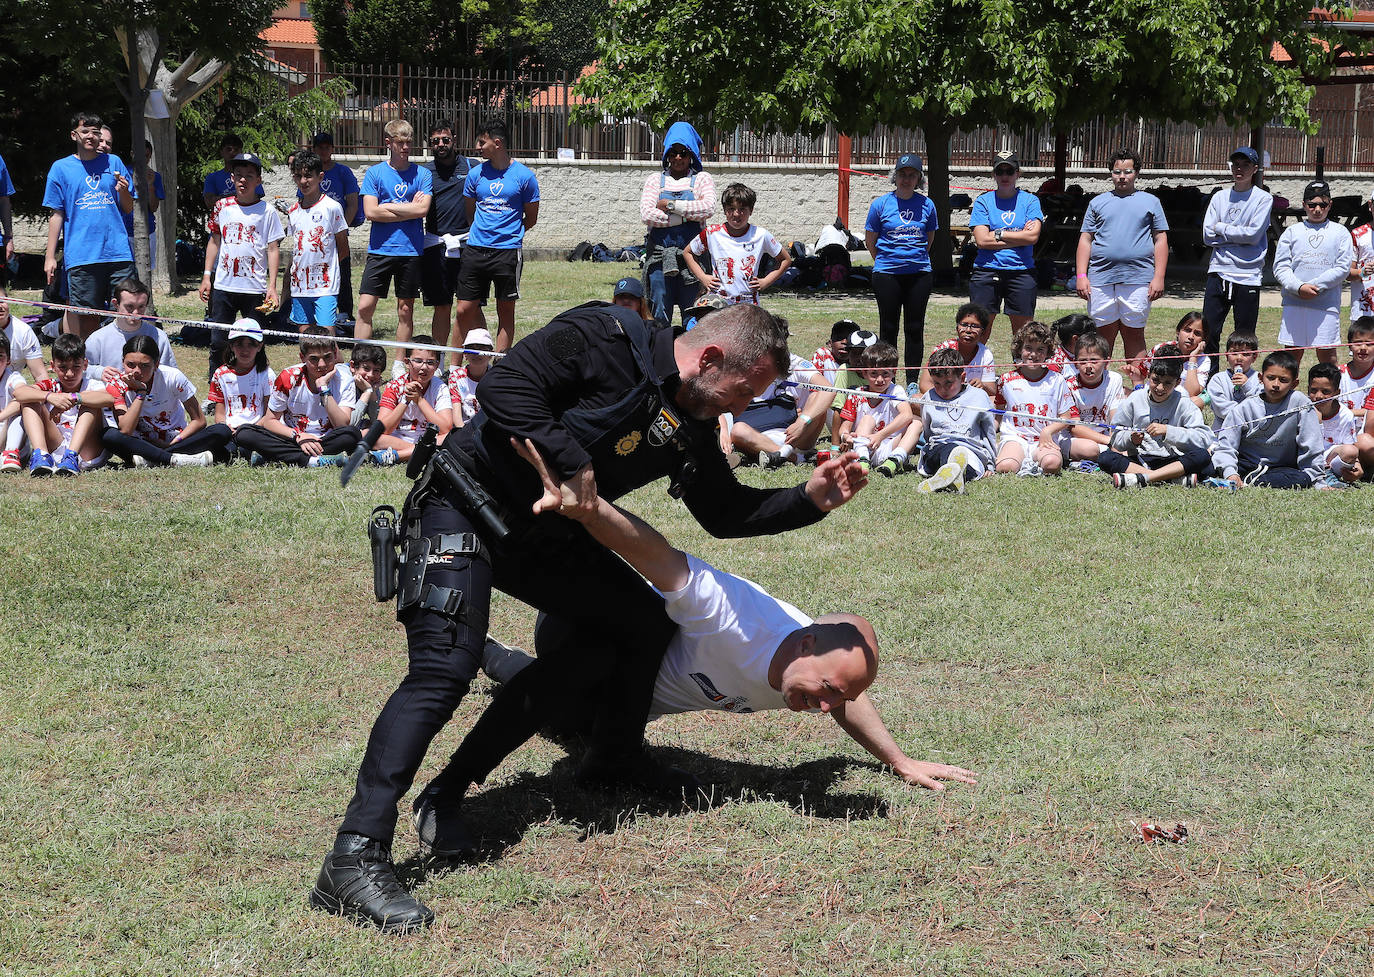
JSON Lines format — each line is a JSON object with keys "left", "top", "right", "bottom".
{"left": 734, "top": 306, "right": 1374, "bottom": 493}
{"left": 0, "top": 311, "right": 497, "bottom": 475}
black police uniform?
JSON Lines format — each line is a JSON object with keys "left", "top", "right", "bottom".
{"left": 338, "top": 302, "right": 827, "bottom": 844}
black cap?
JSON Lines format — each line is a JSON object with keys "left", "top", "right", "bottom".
{"left": 992, "top": 150, "right": 1020, "bottom": 170}
{"left": 1304, "top": 180, "right": 1332, "bottom": 201}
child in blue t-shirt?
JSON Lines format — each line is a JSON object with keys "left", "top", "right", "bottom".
{"left": 454, "top": 118, "right": 540, "bottom": 352}
{"left": 357, "top": 120, "right": 433, "bottom": 348}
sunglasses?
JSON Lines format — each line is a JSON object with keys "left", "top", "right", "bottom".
{"left": 430, "top": 137, "right": 452, "bottom": 145}
{"left": 994, "top": 167, "right": 1016, "bottom": 176}
{"left": 667, "top": 147, "right": 691, "bottom": 157}
{"left": 1305, "top": 200, "right": 1332, "bottom": 208}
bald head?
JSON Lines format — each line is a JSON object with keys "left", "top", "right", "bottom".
{"left": 773, "top": 613, "right": 879, "bottom": 713}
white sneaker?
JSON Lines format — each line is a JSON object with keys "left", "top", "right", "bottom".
{"left": 169, "top": 450, "right": 214, "bottom": 467}
{"left": 917, "top": 460, "right": 965, "bottom": 494}
{"left": 132, "top": 454, "right": 151, "bottom": 469}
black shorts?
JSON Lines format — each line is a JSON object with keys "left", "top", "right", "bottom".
{"left": 456, "top": 244, "right": 523, "bottom": 303}
{"left": 360, "top": 253, "right": 422, "bottom": 299}
{"left": 420, "top": 244, "right": 460, "bottom": 307}
{"left": 969, "top": 268, "right": 1037, "bottom": 317}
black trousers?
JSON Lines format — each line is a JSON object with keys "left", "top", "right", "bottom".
{"left": 871, "top": 270, "right": 934, "bottom": 386}
{"left": 233, "top": 424, "right": 361, "bottom": 465}
{"left": 339, "top": 493, "right": 676, "bottom": 844}
{"left": 1201, "top": 273, "right": 1261, "bottom": 374}
{"left": 101, "top": 424, "right": 233, "bottom": 465}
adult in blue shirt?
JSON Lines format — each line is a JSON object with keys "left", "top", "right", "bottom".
{"left": 969, "top": 151, "right": 1043, "bottom": 342}
{"left": 202, "top": 133, "right": 264, "bottom": 209}
{"left": 454, "top": 118, "right": 540, "bottom": 351}
{"left": 865, "top": 153, "right": 939, "bottom": 387}
{"left": 357, "top": 119, "right": 433, "bottom": 343}
{"left": 43, "top": 111, "right": 137, "bottom": 338}
{"left": 306, "top": 132, "right": 360, "bottom": 320}
{"left": 0, "top": 151, "right": 15, "bottom": 272}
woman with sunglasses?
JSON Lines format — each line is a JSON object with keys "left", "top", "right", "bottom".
{"left": 640, "top": 122, "right": 716, "bottom": 327}
{"left": 969, "top": 150, "right": 1043, "bottom": 342}
{"left": 1273, "top": 180, "right": 1353, "bottom": 365}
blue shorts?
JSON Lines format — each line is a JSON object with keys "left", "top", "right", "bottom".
{"left": 67, "top": 260, "right": 137, "bottom": 313}
{"left": 291, "top": 294, "right": 338, "bottom": 330}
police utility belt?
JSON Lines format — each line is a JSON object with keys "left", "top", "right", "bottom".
{"left": 367, "top": 423, "right": 505, "bottom": 617}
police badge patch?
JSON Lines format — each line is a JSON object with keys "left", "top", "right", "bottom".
{"left": 615, "top": 430, "right": 642, "bottom": 455}
{"left": 648, "top": 406, "right": 680, "bottom": 447}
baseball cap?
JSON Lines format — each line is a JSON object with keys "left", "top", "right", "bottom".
{"left": 230, "top": 152, "right": 262, "bottom": 174}
{"left": 311, "top": 131, "right": 335, "bottom": 146}
{"left": 1304, "top": 180, "right": 1332, "bottom": 201}
{"left": 848, "top": 329, "right": 878, "bottom": 350}
{"left": 464, "top": 328, "right": 495, "bottom": 351}
{"left": 992, "top": 150, "right": 1020, "bottom": 170}
{"left": 228, "top": 318, "right": 262, "bottom": 342}
{"left": 830, "top": 319, "right": 859, "bottom": 342}
{"left": 613, "top": 277, "right": 644, "bottom": 299}
{"left": 1229, "top": 147, "right": 1259, "bottom": 166}
{"left": 894, "top": 153, "right": 922, "bottom": 172}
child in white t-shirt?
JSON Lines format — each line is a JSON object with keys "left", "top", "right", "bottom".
{"left": 288, "top": 150, "right": 350, "bottom": 333}
{"left": 1065, "top": 331, "right": 1125, "bottom": 464}
{"left": 101, "top": 334, "right": 231, "bottom": 467}
{"left": 682, "top": 183, "right": 791, "bottom": 306}
{"left": 208, "top": 319, "right": 276, "bottom": 463}
{"left": 447, "top": 327, "right": 496, "bottom": 427}
{"left": 0, "top": 344, "right": 28, "bottom": 471}
{"left": 836, "top": 341, "right": 918, "bottom": 475}
{"left": 993, "top": 320, "right": 1076, "bottom": 475}
{"left": 14, "top": 334, "right": 113, "bottom": 475}
{"left": 376, "top": 335, "right": 453, "bottom": 461}
{"left": 1340, "top": 317, "right": 1374, "bottom": 418}
{"left": 1308, "top": 362, "right": 1363, "bottom": 485}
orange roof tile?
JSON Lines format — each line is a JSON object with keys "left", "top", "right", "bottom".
{"left": 260, "top": 18, "right": 317, "bottom": 46}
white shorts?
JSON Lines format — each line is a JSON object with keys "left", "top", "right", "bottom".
{"left": 998, "top": 429, "right": 1070, "bottom": 462}
{"left": 1278, "top": 305, "right": 1341, "bottom": 348}
{"left": 1088, "top": 282, "right": 1150, "bottom": 330}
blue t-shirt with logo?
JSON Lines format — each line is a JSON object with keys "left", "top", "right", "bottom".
{"left": 463, "top": 159, "right": 540, "bottom": 250}
{"left": 42, "top": 153, "right": 136, "bottom": 267}
{"left": 361, "top": 160, "right": 433, "bottom": 256}
{"left": 298, "top": 162, "right": 362, "bottom": 226}
{"left": 123, "top": 171, "right": 165, "bottom": 235}
{"left": 865, "top": 192, "right": 938, "bottom": 273}
{"left": 970, "top": 189, "right": 1044, "bottom": 271}
{"left": 203, "top": 167, "right": 264, "bottom": 201}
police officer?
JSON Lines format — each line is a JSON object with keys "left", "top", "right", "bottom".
{"left": 310, "top": 301, "right": 868, "bottom": 932}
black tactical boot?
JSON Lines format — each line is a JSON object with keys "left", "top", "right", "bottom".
{"left": 309, "top": 833, "right": 434, "bottom": 933}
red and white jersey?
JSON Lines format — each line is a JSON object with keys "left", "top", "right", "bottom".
{"left": 208, "top": 364, "right": 276, "bottom": 430}
{"left": 810, "top": 345, "right": 839, "bottom": 384}
{"left": 1046, "top": 345, "right": 1078, "bottom": 379}
{"left": 268, "top": 363, "right": 356, "bottom": 435}
{"left": 1349, "top": 223, "right": 1374, "bottom": 317}
{"left": 106, "top": 365, "right": 196, "bottom": 444}
{"left": 0, "top": 368, "right": 22, "bottom": 411}
{"left": 686, "top": 223, "right": 783, "bottom": 305}
{"left": 1339, "top": 362, "right": 1374, "bottom": 413}
{"left": 288, "top": 196, "right": 347, "bottom": 297}
{"left": 839, "top": 383, "right": 900, "bottom": 426}
{"left": 1143, "top": 342, "right": 1211, "bottom": 390}
{"left": 1319, "top": 405, "right": 1359, "bottom": 454}
{"left": 1068, "top": 370, "right": 1125, "bottom": 427}
{"left": 447, "top": 366, "right": 482, "bottom": 423}
{"left": 933, "top": 338, "right": 997, "bottom": 384}
{"left": 34, "top": 376, "right": 105, "bottom": 443}
{"left": 207, "top": 197, "right": 284, "bottom": 294}
{"left": 379, "top": 374, "right": 452, "bottom": 443}
{"left": 995, "top": 368, "right": 1077, "bottom": 441}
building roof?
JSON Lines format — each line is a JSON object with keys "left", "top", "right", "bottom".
{"left": 260, "top": 18, "right": 317, "bottom": 46}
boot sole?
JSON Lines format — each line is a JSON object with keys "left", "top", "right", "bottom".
{"left": 309, "top": 886, "right": 433, "bottom": 934}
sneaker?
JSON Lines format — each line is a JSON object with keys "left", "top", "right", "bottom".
{"left": 1069, "top": 459, "right": 1101, "bottom": 474}
{"left": 857, "top": 461, "right": 870, "bottom": 476}
{"left": 169, "top": 450, "right": 214, "bottom": 467}
{"left": 54, "top": 450, "right": 80, "bottom": 477}
{"left": 1242, "top": 464, "right": 1269, "bottom": 487}
{"left": 917, "top": 460, "right": 965, "bottom": 494}
{"left": 1316, "top": 472, "right": 1345, "bottom": 490}
{"left": 249, "top": 451, "right": 267, "bottom": 467}
{"left": 132, "top": 455, "right": 151, "bottom": 469}
{"left": 411, "top": 791, "right": 478, "bottom": 859}
{"left": 307, "top": 452, "right": 349, "bottom": 468}
{"left": 1203, "top": 476, "right": 1239, "bottom": 491}
{"left": 906, "top": 381, "right": 921, "bottom": 402}
{"left": 370, "top": 447, "right": 399, "bottom": 466}
{"left": 903, "top": 453, "right": 921, "bottom": 472}
{"left": 1176, "top": 474, "right": 1199, "bottom": 488}
{"left": 876, "top": 458, "right": 900, "bottom": 478}
{"left": 1112, "top": 473, "right": 1146, "bottom": 489}
{"left": 1016, "top": 461, "right": 1043, "bottom": 478}
{"left": 758, "top": 449, "right": 790, "bottom": 469}
{"left": 28, "top": 451, "right": 54, "bottom": 477}
{"left": 309, "top": 833, "right": 434, "bottom": 933}
{"left": 0, "top": 449, "right": 19, "bottom": 472}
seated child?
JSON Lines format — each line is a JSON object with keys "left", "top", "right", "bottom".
{"left": 1065, "top": 331, "right": 1125, "bottom": 462}
{"left": 917, "top": 302, "right": 997, "bottom": 396}
{"left": 0, "top": 344, "right": 28, "bottom": 472}
{"left": 911, "top": 346, "right": 996, "bottom": 493}
{"left": 102, "top": 335, "right": 232, "bottom": 467}
{"left": 447, "top": 327, "right": 495, "bottom": 427}
{"left": 1099, "top": 342, "right": 1213, "bottom": 488}
{"left": 993, "top": 320, "right": 1075, "bottom": 475}
{"left": 1339, "top": 316, "right": 1374, "bottom": 418}
{"left": 234, "top": 328, "right": 363, "bottom": 467}
{"left": 837, "top": 341, "right": 919, "bottom": 476}
{"left": 1132, "top": 311, "right": 1210, "bottom": 401}
{"left": 731, "top": 350, "right": 832, "bottom": 468}
{"left": 1213, "top": 350, "right": 1323, "bottom": 489}
{"left": 1204, "top": 331, "right": 1260, "bottom": 434}
{"left": 1308, "top": 362, "right": 1363, "bottom": 485}
{"left": 376, "top": 334, "right": 453, "bottom": 461}
{"left": 347, "top": 343, "right": 387, "bottom": 427}
{"left": 825, "top": 326, "right": 876, "bottom": 445}
{"left": 15, "top": 333, "right": 113, "bottom": 476}
{"left": 1047, "top": 312, "right": 1096, "bottom": 379}
{"left": 208, "top": 319, "right": 276, "bottom": 441}
{"left": 811, "top": 319, "right": 858, "bottom": 384}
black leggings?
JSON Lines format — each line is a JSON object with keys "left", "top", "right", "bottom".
{"left": 101, "top": 424, "right": 233, "bottom": 465}
{"left": 872, "top": 270, "right": 935, "bottom": 386}
{"left": 232, "top": 424, "right": 362, "bottom": 466}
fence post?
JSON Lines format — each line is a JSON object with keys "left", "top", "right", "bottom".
{"left": 1354, "top": 84, "right": 1362, "bottom": 170}
{"left": 397, "top": 62, "right": 405, "bottom": 110}
{"left": 837, "top": 133, "right": 851, "bottom": 227}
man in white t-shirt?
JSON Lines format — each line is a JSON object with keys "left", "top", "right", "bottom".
{"left": 404, "top": 438, "right": 978, "bottom": 859}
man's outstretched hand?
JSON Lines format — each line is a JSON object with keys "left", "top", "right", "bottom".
{"left": 803, "top": 449, "right": 869, "bottom": 511}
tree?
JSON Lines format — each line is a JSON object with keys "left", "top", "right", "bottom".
{"left": 314, "top": 0, "right": 553, "bottom": 72}
{"left": 578, "top": 0, "right": 1365, "bottom": 272}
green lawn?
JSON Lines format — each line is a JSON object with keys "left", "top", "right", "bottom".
{"left": 2, "top": 266, "right": 1371, "bottom": 975}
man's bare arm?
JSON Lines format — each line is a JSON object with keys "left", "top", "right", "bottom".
{"left": 831, "top": 692, "right": 978, "bottom": 791}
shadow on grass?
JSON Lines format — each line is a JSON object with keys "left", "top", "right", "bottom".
{"left": 396, "top": 746, "right": 890, "bottom": 880}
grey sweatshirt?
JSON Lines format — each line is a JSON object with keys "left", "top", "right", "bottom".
{"left": 1212, "top": 391, "right": 1324, "bottom": 479}
{"left": 1108, "top": 387, "right": 1212, "bottom": 461}
{"left": 918, "top": 384, "right": 997, "bottom": 467}
{"left": 1203, "top": 186, "right": 1273, "bottom": 286}
{"left": 1273, "top": 220, "right": 1354, "bottom": 317}
{"left": 1205, "top": 367, "right": 1261, "bottom": 433}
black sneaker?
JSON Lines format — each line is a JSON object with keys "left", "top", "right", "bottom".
{"left": 411, "top": 791, "right": 478, "bottom": 858}
{"left": 758, "top": 449, "right": 791, "bottom": 468}
{"left": 309, "top": 833, "right": 434, "bottom": 933}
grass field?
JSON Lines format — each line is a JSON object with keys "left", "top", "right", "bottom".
{"left": 3, "top": 266, "right": 1373, "bottom": 975}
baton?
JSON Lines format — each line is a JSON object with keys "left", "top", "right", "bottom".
{"left": 340, "top": 419, "right": 386, "bottom": 487}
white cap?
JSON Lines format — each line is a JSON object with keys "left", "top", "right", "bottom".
{"left": 464, "top": 328, "right": 495, "bottom": 351}
{"left": 227, "top": 318, "right": 262, "bottom": 342}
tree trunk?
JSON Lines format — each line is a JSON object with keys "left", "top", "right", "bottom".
{"left": 124, "top": 22, "right": 153, "bottom": 296}
{"left": 147, "top": 116, "right": 178, "bottom": 296}
{"left": 924, "top": 122, "right": 954, "bottom": 277}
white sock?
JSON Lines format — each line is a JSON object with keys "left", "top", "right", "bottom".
{"left": 777, "top": 443, "right": 795, "bottom": 460}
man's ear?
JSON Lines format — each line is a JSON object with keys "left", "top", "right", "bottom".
{"left": 696, "top": 344, "right": 726, "bottom": 373}
{"left": 796, "top": 631, "right": 816, "bottom": 657}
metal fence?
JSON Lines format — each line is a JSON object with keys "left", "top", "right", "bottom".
{"left": 290, "top": 65, "right": 1374, "bottom": 171}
